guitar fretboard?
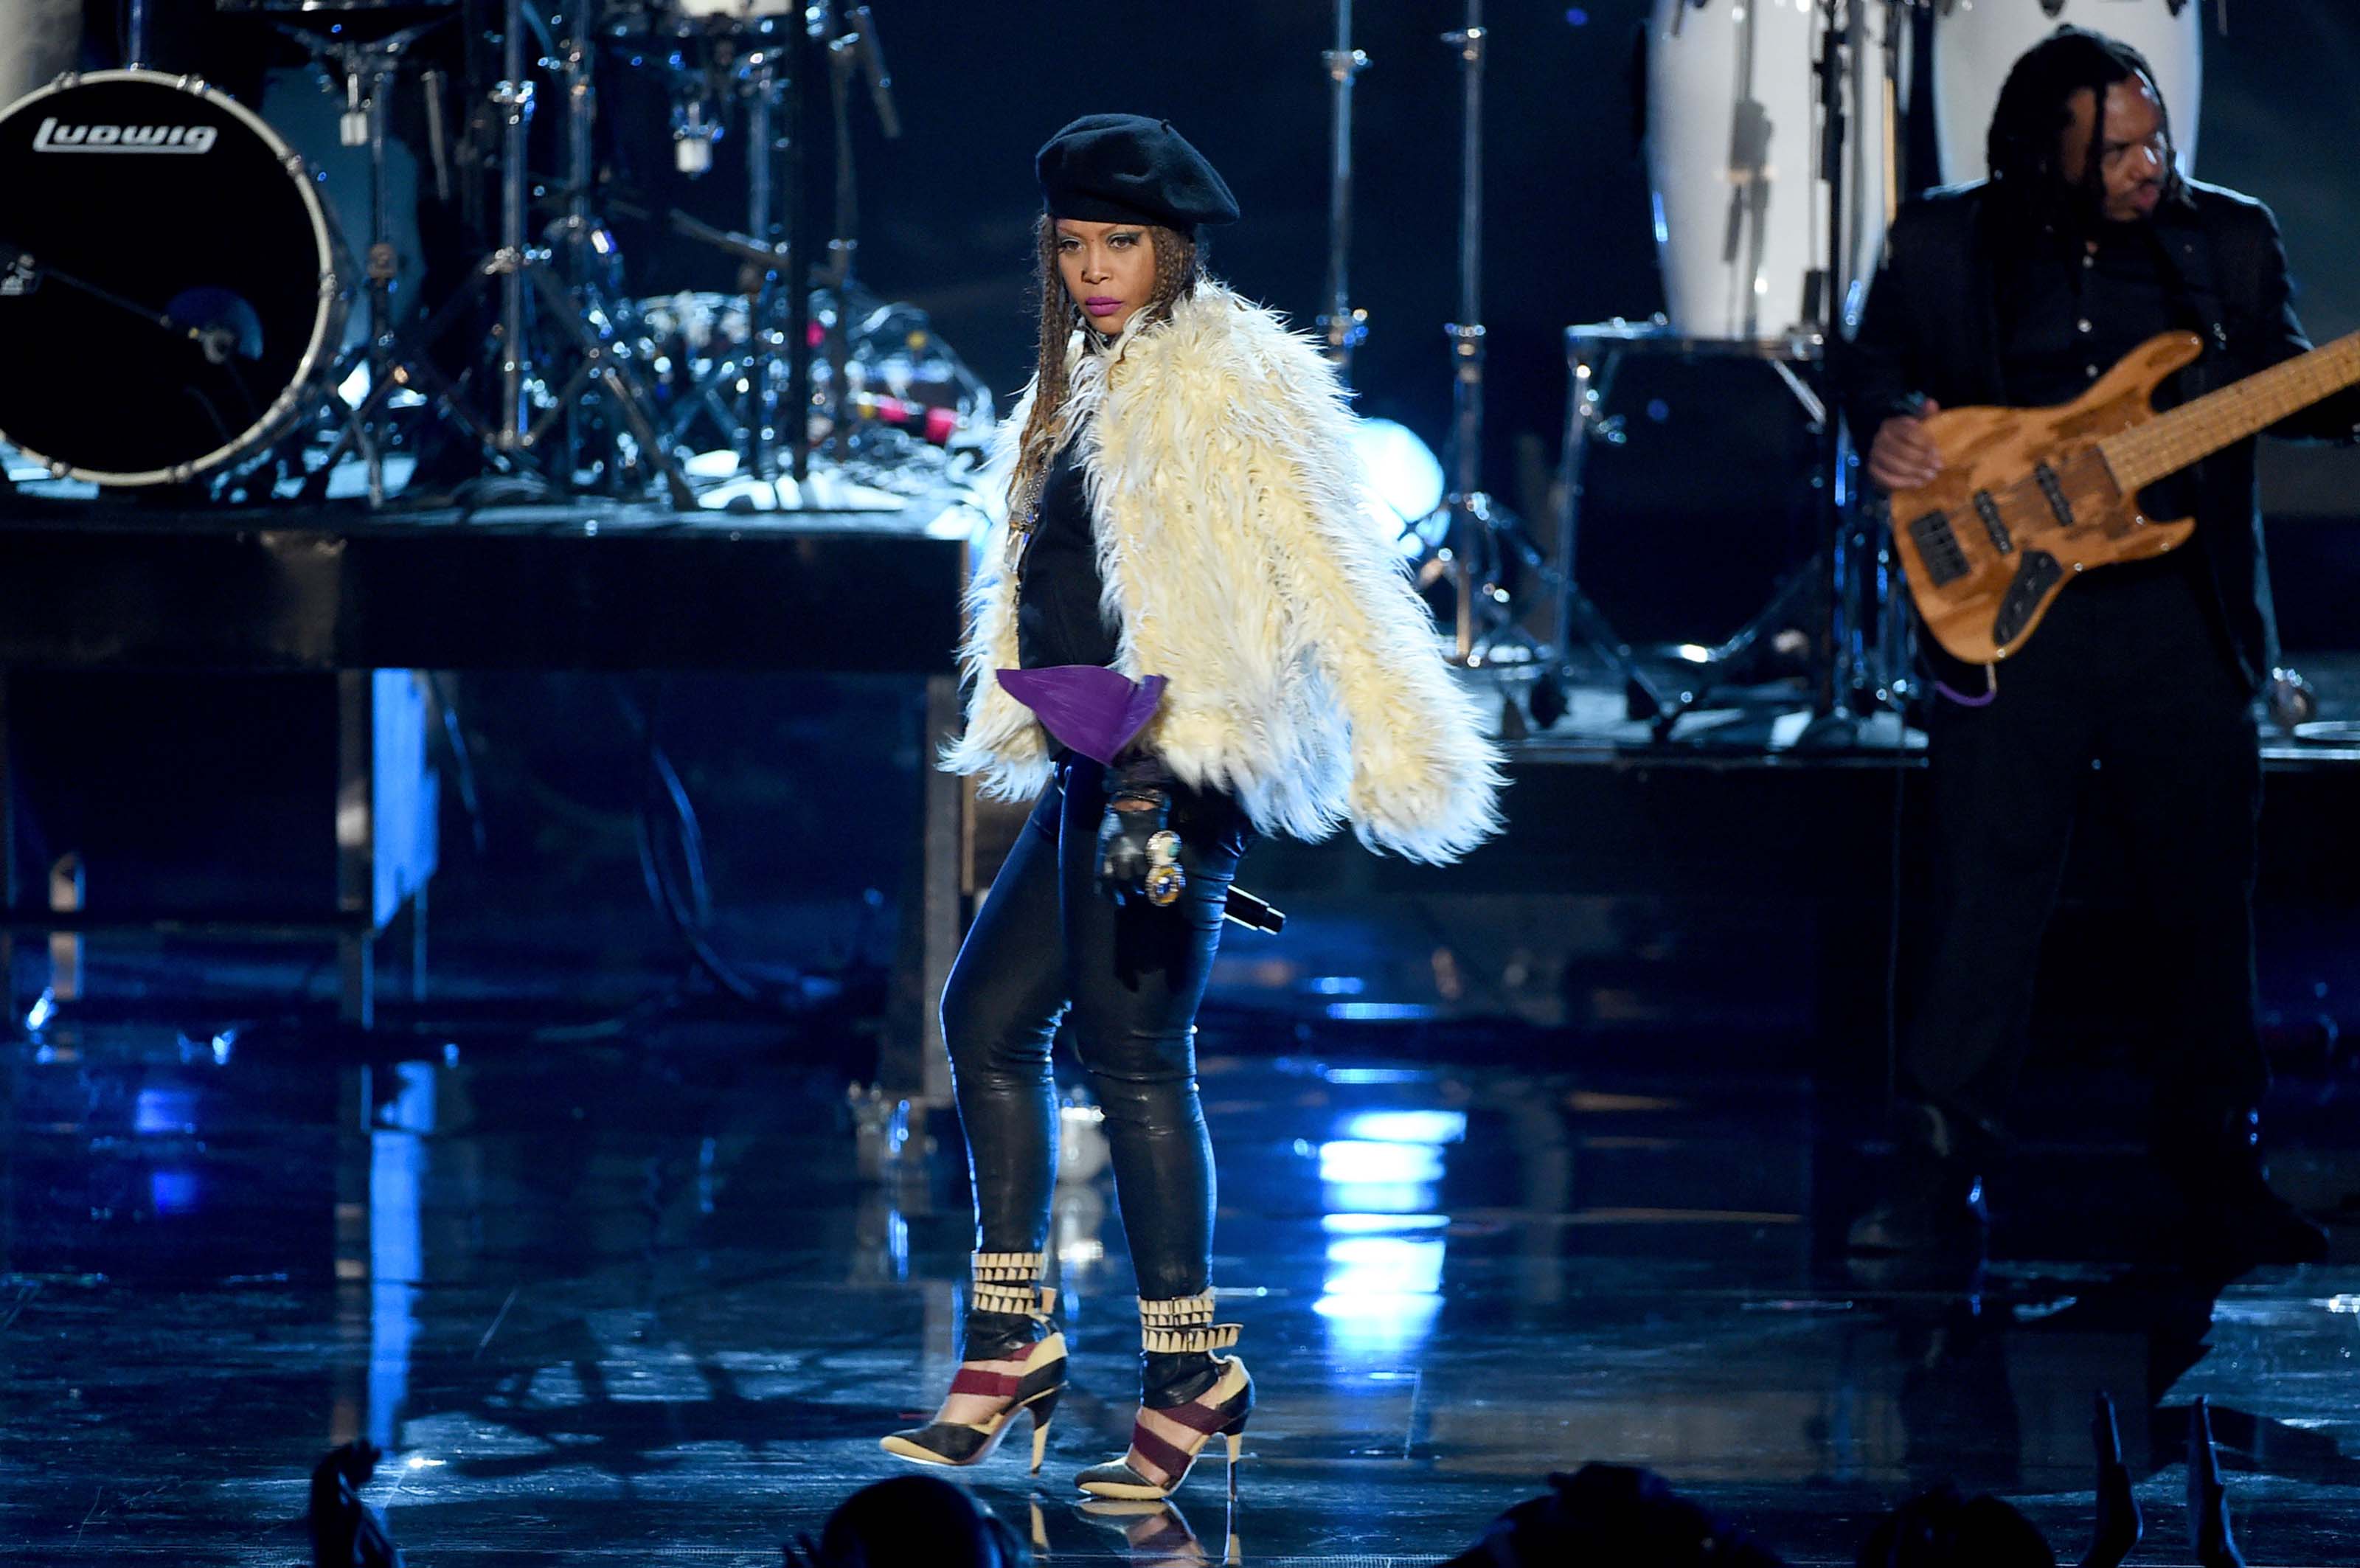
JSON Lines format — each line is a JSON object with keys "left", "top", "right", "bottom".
{"left": 2099, "top": 330, "right": 2360, "bottom": 490}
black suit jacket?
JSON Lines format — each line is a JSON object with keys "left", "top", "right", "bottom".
{"left": 1836, "top": 178, "right": 2360, "bottom": 687}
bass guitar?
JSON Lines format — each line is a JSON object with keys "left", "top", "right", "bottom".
{"left": 1888, "top": 327, "right": 2360, "bottom": 664}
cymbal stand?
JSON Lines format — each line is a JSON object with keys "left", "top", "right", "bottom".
{"left": 744, "top": 37, "right": 788, "bottom": 484}
{"left": 485, "top": 0, "right": 535, "bottom": 459}
{"left": 1419, "top": 1, "right": 1538, "bottom": 670}
{"left": 547, "top": 13, "right": 672, "bottom": 494}
{"left": 782, "top": 11, "right": 813, "bottom": 487}
{"left": 1317, "top": 0, "right": 1368, "bottom": 375}
{"left": 288, "top": 19, "right": 450, "bottom": 507}
{"left": 322, "top": 0, "right": 693, "bottom": 508}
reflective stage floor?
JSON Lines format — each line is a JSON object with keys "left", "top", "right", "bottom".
{"left": 8, "top": 1025, "right": 2360, "bottom": 1565}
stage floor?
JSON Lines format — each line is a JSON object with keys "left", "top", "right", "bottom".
{"left": 7, "top": 1025, "right": 2360, "bottom": 1564}
{"left": 1498, "top": 651, "right": 2360, "bottom": 771}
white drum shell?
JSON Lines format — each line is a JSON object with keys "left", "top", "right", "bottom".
{"left": 672, "top": 0, "right": 796, "bottom": 17}
{"left": 1646, "top": 0, "right": 1898, "bottom": 341}
{"left": 0, "top": 0, "right": 77, "bottom": 111}
{"left": 1935, "top": 0, "right": 2202, "bottom": 185}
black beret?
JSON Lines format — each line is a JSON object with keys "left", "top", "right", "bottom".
{"left": 1035, "top": 114, "right": 1240, "bottom": 232}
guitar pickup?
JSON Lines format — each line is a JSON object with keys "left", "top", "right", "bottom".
{"left": 1972, "top": 491, "right": 2014, "bottom": 555}
{"left": 1906, "top": 510, "right": 1971, "bottom": 586}
{"left": 2033, "top": 462, "right": 2075, "bottom": 530}
{"left": 1991, "top": 549, "right": 2066, "bottom": 648}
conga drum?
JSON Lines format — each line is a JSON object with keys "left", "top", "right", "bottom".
{"left": 0, "top": 0, "right": 77, "bottom": 111}
{"left": 1935, "top": 0, "right": 2203, "bottom": 184}
{"left": 1646, "top": 0, "right": 1900, "bottom": 341}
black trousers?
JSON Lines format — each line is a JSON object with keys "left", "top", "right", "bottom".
{"left": 1904, "top": 556, "right": 2267, "bottom": 1138}
{"left": 941, "top": 756, "right": 1251, "bottom": 1302}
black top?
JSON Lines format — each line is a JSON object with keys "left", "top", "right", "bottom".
{"left": 1998, "top": 218, "right": 2199, "bottom": 520}
{"left": 1016, "top": 431, "right": 1122, "bottom": 671}
{"left": 1999, "top": 221, "right": 2184, "bottom": 405}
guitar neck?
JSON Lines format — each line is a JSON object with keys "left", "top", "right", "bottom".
{"left": 2100, "top": 329, "right": 2360, "bottom": 490}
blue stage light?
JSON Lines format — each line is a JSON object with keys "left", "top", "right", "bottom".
{"left": 1324, "top": 1002, "right": 1433, "bottom": 1021}
{"left": 1322, "top": 1213, "right": 1449, "bottom": 1235}
{"left": 1341, "top": 1110, "right": 1468, "bottom": 1145}
{"left": 1319, "top": 1140, "right": 1445, "bottom": 1184}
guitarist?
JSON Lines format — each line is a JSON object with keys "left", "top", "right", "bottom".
{"left": 1838, "top": 26, "right": 2360, "bottom": 1264}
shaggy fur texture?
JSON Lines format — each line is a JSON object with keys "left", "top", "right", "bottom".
{"left": 941, "top": 282, "right": 1504, "bottom": 863}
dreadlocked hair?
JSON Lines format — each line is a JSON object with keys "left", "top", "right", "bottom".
{"left": 1984, "top": 24, "right": 2186, "bottom": 237}
{"left": 1004, "top": 215, "right": 1205, "bottom": 522}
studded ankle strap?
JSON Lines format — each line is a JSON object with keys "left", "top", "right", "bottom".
{"left": 1138, "top": 1288, "right": 1242, "bottom": 1355}
{"left": 971, "top": 1252, "right": 1055, "bottom": 1320}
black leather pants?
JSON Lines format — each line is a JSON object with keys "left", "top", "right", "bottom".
{"left": 940, "top": 756, "right": 1251, "bottom": 1305}
{"left": 1904, "top": 559, "right": 2266, "bottom": 1138}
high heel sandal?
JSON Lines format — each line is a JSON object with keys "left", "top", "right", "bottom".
{"left": 1075, "top": 1498, "right": 1232, "bottom": 1566}
{"left": 1075, "top": 1290, "right": 1253, "bottom": 1502}
{"left": 880, "top": 1252, "right": 1067, "bottom": 1474}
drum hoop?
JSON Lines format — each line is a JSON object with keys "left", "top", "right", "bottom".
{"left": 0, "top": 69, "right": 344, "bottom": 488}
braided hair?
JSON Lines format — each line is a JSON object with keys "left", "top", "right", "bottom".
{"left": 1984, "top": 25, "right": 2187, "bottom": 235}
{"left": 1004, "top": 217, "right": 1204, "bottom": 522}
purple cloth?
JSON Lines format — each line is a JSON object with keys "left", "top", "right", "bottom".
{"left": 996, "top": 666, "right": 1167, "bottom": 765}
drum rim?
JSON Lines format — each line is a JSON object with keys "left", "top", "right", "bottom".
{"left": 0, "top": 68, "right": 344, "bottom": 488}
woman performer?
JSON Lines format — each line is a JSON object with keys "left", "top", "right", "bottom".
{"left": 882, "top": 114, "right": 1502, "bottom": 1499}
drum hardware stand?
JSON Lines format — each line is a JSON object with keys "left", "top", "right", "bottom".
{"left": 283, "top": 18, "right": 451, "bottom": 507}
{"left": 781, "top": 8, "right": 815, "bottom": 489}
{"left": 1799, "top": 0, "right": 1918, "bottom": 742}
{"left": 546, "top": 11, "right": 673, "bottom": 494}
{"left": 1417, "top": 1, "right": 1547, "bottom": 679}
{"left": 816, "top": 3, "right": 900, "bottom": 454}
{"left": 655, "top": 207, "right": 790, "bottom": 451}
{"left": 1551, "top": 324, "right": 1829, "bottom": 740}
{"left": 1797, "top": 0, "right": 1859, "bottom": 740}
{"left": 315, "top": 0, "right": 693, "bottom": 508}
{"left": 650, "top": 36, "right": 799, "bottom": 495}
{"left": 739, "top": 34, "right": 790, "bottom": 488}
{"left": 1316, "top": 0, "right": 1368, "bottom": 374}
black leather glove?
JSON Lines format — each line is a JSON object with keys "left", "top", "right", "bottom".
{"left": 1095, "top": 756, "right": 1186, "bottom": 907}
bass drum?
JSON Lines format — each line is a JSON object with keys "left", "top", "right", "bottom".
{"left": 0, "top": 70, "right": 344, "bottom": 487}
{"left": 1646, "top": 0, "right": 1900, "bottom": 341}
{"left": 1935, "top": 0, "right": 2203, "bottom": 185}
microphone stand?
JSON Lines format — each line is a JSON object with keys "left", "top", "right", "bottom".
{"left": 1795, "top": 0, "right": 1884, "bottom": 744}
{"left": 1806, "top": 0, "right": 1922, "bottom": 740}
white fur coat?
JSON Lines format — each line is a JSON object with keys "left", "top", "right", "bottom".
{"left": 940, "top": 281, "right": 1504, "bottom": 864}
